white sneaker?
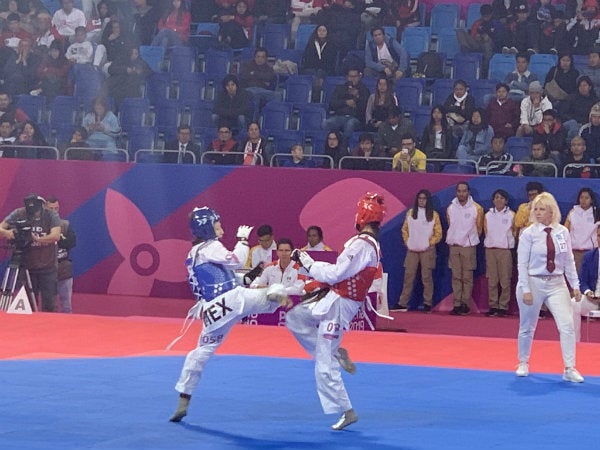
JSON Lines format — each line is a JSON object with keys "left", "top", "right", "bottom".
{"left": 563, "top": 367, "right": 584, "bottom": 383}
{"left": 515, "top": 362, "right": 529, "bottom": 377}
{"left": 331, "top": 409, "right": 358, "bottom": 430}
{"left": 335, "top": 347, "right": 356, "bottom": 374}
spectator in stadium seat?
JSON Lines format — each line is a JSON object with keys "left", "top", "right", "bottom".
{"left": 254, "top": 0, "right": 289, "bottom": 24}
{"left": 443, "top": 79, "right": 476, "bottom": 141}
{"left": 543, "top": 52, "right": 579, "bottom": 105}
{"left": 560, "top": 75, "right": 598, "bottom": 141}
{"left": 517, "top": 137, "right": 556, "bottom": 177}
{"left": 151, "top": 0, "right": 191, "bottom": 49}
{"left": 365, "top": 76, "right": 397, "bottom": 132}
{"left": 164, "top": 124, "right": 201, "bottom": 164}
{"left": 345, "top": 132, "right": 385, "bottom": 170}
{"left": 52, "top": 0, "right": 86, "bottom": 41}
{"left": 282, "top": 143, "right": 316, "bottom": 168}
{"left": 205, "top": 125, "right": 241, "bottom": 165}
{"left": 322, "top": 130, "right": 347, "bottom": 168}
{"left": 33, "top": 40, "right": 71, "bottom": 102}
{"left": 3, "top": 38, "right": 40, "bottom": 95}
{"left": 217, "top": 0, "right": 254, "bottom": 49}
{"left": 290, "top": 0, "right": 322, "bottom": 44}
{"left": 532, "top": 108, "right": 568, "bottom": 165}
{"left": 516, "top": 80, "right": 552, "bottom": 137}
{"left": 324, "top": 67, "right": 370, "bottom": 141}
{"left": 486, "top": 82, "right": 519, "bottom": 140}
{"left": 322, "top": 0, "right": 361, "bottom": 59}
{"left": 0, "top": 13, "right": 32, "bottom": 51}
{"left": 106, "top": 45, "right": 151, "bottom": 107}
{"left": 420, "top": 105, "right": 455, "bottom": 165}
{"left": 239, "top": 47, "right": 281, "bottom": 109}
{"left": 34, "top": 11, "right": 55, "bottom": 48}
{"left": 301, "top": 24, "right": 338, "bottom": 78}
{"left": 240, "top": 121, "right": 271, "bottom": 165}
{"left": 505, "top": 52, "right": 538, "bottom": 102}
{"left": 212, "top": 74, "right": 253, "bottom": 132}
{"left": 477, "top": 135, "right": 514, "bottom": 175}
{"left": 131, "top": 0, "right": 160, "bottom": 46}
{"left": 579, "top": 47, "right": 600, "bottom": 93}
{"left": 101, "top": 20, "right": 132, "bottom": 70}
{"left": 456, "top": 108, "right": 494, "bottom": 165}
{"left": 375, "top": 105, "right": 415, "bottom": 158}
{"left": 364, "top": 26, "right": 408, "bottom": 80}
{"left": 81, "top": 96, "right": 121, "bottom": 150}
{"left": 391, "top": 133, "right": 426, "bottom": 172}
{"left": 562, "top": 136, "right": 599, "bottom": 178}
{"left": 0, "top": 91, "right": 29, "bottom": 124}
{"left": 580, "top": 101, "right": 600, "bottom": 161}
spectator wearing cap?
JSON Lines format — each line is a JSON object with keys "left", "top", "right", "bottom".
{"left": 504, "top": 2, "right": 537, "bottom": 54}
{"left": 580, "top": 101, "right": 600, "bottom": 161}
{"left": 533, "top": 108, "right": 568, "bottom": 166}
{"left": 516, "top": 81, "right": 553, "bottom": 136}
{"left": 579, "top": 47, "right": 600, "bottom": 93}
{"left": 456, "top": 4, "right": 504, "bottom": 77}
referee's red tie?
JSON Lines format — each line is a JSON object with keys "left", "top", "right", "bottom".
{"left": 544, "top": 227, "right": 555, "bottom": 273}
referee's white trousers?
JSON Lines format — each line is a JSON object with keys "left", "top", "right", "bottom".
{"left": 517, "top": 276, "right": 576, "bottom": 367}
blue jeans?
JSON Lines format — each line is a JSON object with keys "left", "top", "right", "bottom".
{"left": 151, "top": 29, "right": 183, "bottom": 49}
{"left": 58, "top": 277, "right": 73, "bottom": 313}
{"left": 324, "top": 115, "right": 361, "bottom": 140}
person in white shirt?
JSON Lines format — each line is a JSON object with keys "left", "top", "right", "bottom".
{"left": 251, "top": 238, "right": 306, "bottom": 295}
{"left": 301, "top": 225, "right": 333, "bottom": 251}
{"left": 564, "top": 187, "right": 600, "bottom": 272}
{"left": 483, "top": 189, "right": 515, "bottom": 317}
{"left": 446, "top": 181, "right": 484, "bottom": 316}
{"left": 52, "top": 0, "right": 86, "bottom": 39}
{"left": 515, "top": 192, "right": 584, "bottom": 383}
{"left": 390, "top": 189, "right": 442, "bottom": 313}
{"left": 245, "top": 224, "right": 276, "bottom": 269}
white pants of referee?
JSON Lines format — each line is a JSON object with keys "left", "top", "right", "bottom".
{"left": 517, "top": 276, "right": 576, "bottom": 368}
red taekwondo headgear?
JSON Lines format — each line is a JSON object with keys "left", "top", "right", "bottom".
{"left": 355, "top": 192, "right": 386, "bottom": 229}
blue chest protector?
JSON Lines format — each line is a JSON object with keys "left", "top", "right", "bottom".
{"left": 190, "top": 262, "right": 239, "bottom": 302}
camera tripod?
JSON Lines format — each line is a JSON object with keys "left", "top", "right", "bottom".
{"left": 0, "top": 249, "right": 37, "bottom": 312}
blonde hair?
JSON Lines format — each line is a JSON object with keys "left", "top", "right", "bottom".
{"left": 529, "top": 192, "right": 561, "bottom": 226}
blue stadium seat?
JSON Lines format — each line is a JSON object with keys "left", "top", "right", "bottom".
{"left": 410, "top": 106, "right": 432, "bottom": 138}
{"left": 296, "top": 104, "right": 327, "bottom": 131}
{"left": 400, "top": 27, "right": 431, "bottom": 59}
{"left": 295, "top": 23, "right": 316, "bottom": 51}
{"left": 452, "top": 52, "right": 483, "bottom": 80}
{"left": 466, "top": 3, "right": 483, "bottom": 29}
{"left": 470, "top": 79, "right": 499, "bottom": 107}
{"left": 430, "top": 4, "right": 460, "bottom": 35}
{"left": 118, "top": 98, "right": 151, "bottom": 132}
{"left": 126, "top": 126, "right": 157, "bottom": 159}
{"left": 488, "top": 53, "right": 516, "bottom": 82}
{"left": 529, "top": 53, "right": 558, "bottom": 82}
{"left": 305, "top": 129, "right": 328, "bottom": 155}
{"left": 202, "top": 48, "right": 232, "bottom": 78}
{"left": 361, "top": 76, "right": 378, "bottom": 94}
{"left": 145, "top": 73, "right": 171, "bottom": 106}
{"left": 284, "top": 74, "right": 313, "bottom": 103}
{"left": 189, "top": 22, "right": 220, "bottom": 54}
{"left": 259, "top": 23, "right": 291, "bottom": 56}
{"left": 188, "top": 101, "right": 215, "bottom": 130}
{"left": 15, "top": 95, "right": 46, "bottom": 123}
{"left": 168, "top": 46, "right": 197, "bottom": 73}
{"left": 436, "top": 27, "right": 461, "bottom": 60}
{"left": 573, "top": 54, "right": 589, "bottom": 71}
{"left": 267, "top": 129, "right": 305, "bottom": 154}
{"left": 54, "top": 124, "right": 76, "bottom": 147}
{"left": 153, "top": 99, "right": 181, "bottom": 135}
{"left": 139, "top": 45, "right": 165, "bottom": 72}
{"left": 73, "top": 69, "right": 105, "bottom": 107}
{"left": 48, "top": 96, "right": 78, "bottom": 129}
{"left": 395, "top": 78, "right": 425, "bottom": 110}
{"left": 174, "top": 72, "right": 206, "bottom": 106}
{"left": 260, "top": 101, "right": 293, "bottom": 130}
{"left": 506, "top": 136, "right": 533, "bottom": 161}
{"left": 273, "top": 48, "right": 303, "bottom": 65}
{"left": 321, "top": 76, "right": 346, "bottom": 106}
{"left": 429, "top": 78, "right": 455, "bottom": 107}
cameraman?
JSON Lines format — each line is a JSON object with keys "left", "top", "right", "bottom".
{"left": 0, "top": 194, "right": 61, "bottom": 312}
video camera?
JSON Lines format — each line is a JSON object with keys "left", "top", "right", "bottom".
{"left": 7, "top": 218, "right": 33, "bottom": 250}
